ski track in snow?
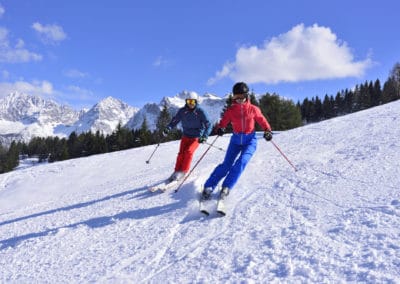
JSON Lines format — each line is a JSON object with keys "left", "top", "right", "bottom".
{"left": 1, "top": 101, "right": 400, "bottom": 282}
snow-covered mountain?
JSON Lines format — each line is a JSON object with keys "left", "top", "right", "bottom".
{"left": 73, "top": 96, "right": 138, "bottom": 134}
{"left": 0, "top": 91, "right": 225, "bottom": 145}
{"left": 125, "top": 90, "right": 225, "bottom": 130}
{"left": 0, "top": 92, "right": 79, "bottom": 144}
{"left": 0, "top": 101, "right": 399, "bottom": 282}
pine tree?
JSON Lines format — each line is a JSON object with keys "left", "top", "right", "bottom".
{"left": 300, "top": 98, "right": 312, "bottom": 123}
{"left": 382, "top": 78, "right": 398, "bottom": 103}
{"left": 382, "top": 63, "right": 400, "bottom": 103}
{"left": 0, "top": 143, "right": 8, "bottom": 173}
{"left": 322, "top": 94, "right": 334, "bottom": 119}
{"left": 372, "top": 79, "right": 382, "bottom": 106}
{"left": 343, "top": 89, "right": 354, "bottom": 113}
{"left": 259, "top": 93, "right": 302, "bottom": 130}
{"left": 3, "top": 141, "right": 19, "bottom": 172}
{"left": 156, "top": 103, "right": 172, "bottom": 141}
{"left": 139, "top": 117, "right": 152, "bottom": 146}
{"left": 334, "top": 92, "right": 344, "bottom": 116}
{"left": 68, "top": 131, "right": 82, "bottom": 158}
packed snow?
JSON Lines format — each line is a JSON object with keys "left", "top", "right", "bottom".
{"left": 0, "top": 101, "right": 399, "bottom": 282}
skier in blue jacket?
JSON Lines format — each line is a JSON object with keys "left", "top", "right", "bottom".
{"left": 163, "top": 92, "right": 212, "bottom": 182}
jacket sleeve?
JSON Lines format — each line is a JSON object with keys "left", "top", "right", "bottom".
{"left": 254, "top": 106, "right": 272, "bottom": 131}
{"left": 199, "top": 109, "right": 212, "bottom": 137}
{"left": 167, "top": 108, "right": 183, "bottom": 129}
{"left": 218, "top": 108, "right": 231, "bottom": 129}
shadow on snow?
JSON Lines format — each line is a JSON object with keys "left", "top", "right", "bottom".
{"left": 0, "top": 183, "right": 196, "bottom": 250}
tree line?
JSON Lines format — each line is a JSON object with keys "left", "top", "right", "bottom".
{"left": 1, "top": 63, "right": 399, "bottom": 174}
{"left": 299, "top": 63, "right": 400, "bottom": 123}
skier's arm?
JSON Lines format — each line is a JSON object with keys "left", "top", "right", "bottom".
{"left": 167, "top": 108, "right": 183, "bottom": 129}
{"left": 218, "top": 109, "right": 231, "bottom": 129}
{"left": 201, "top": 110, "right": 212, "bottom": 137}
{"left": 254, "top": 106, "right": 271, "bottom": 132}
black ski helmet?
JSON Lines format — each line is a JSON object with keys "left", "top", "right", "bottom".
{"left": 232, "top": 82, "right": 249, "bottom": 95}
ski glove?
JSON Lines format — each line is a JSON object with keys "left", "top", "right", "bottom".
{"left": 162, "top": 127, "right": 170, "bottom": 137}
{"left": 264, "top": 130, "right": 273, "bottom": 141}
{"left": 217, "top": 128, "right": 225, "bottom": 136}
{"left": 199, "top": 136, "right": 207, "bottom": 143}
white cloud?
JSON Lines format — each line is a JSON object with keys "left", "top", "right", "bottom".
{"left": 0, "top": 4, "right": 5, "bottom": 18}
{"left": 64, "top": 85, "right": 100, "bottom": 107}
{"left": 153, "top": 56, "right": 168, "bottom": 67}
{"left": 64, "top": 69, "right": 89, "bottom": 78}
{"left": 208, "top": 23, "right": 372, "bottom": 85}
{"left": 0, "top": 79, "right": 98, "bottom": 109}
{"left": 0, "top": 80, "right": 53, "bottom": 98}
{"left": 0, "top": 27, "right": 42, "bottom": 63}
{"left": 32, "top": 22, "right": 67, "bottom": 45}
{"left": 15, "top": 39, "right": 25, "bottom": 49}
{"left": 66, "top": 85, "right": 94, "bottom": 98}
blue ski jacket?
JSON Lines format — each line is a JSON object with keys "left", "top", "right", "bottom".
{"left": 167, "top": 105, "right": 212, "bottom": 138}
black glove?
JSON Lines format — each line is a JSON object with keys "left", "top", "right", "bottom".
{"left": 217, "top": 128, "right": 224, "bottom": 136}
{"left": 264, "top": 130, "right": 273, "bottom": 141}
{"left": 199, "top": 136, "right": 207, "bottom": 143}
{"left": 162, "top": 127, "right": 170, "bottom": 137}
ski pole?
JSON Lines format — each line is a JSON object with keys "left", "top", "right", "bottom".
{"left": 270, "top": 140, "right": 298, "bottom": 172}
{"left": 175, "top": 135, "right": 219, "bottom": 193}
{"left": 204, "top": 141, "right": 225, "bottom": 152}
{"left": 146, "top": 143, "right": 161, "bottom": 164}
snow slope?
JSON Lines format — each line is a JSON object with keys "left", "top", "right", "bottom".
{"left": 1, "top": 101, "right": 400, "bottom": 283}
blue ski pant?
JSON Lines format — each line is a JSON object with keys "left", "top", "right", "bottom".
{"left": 204, "top": 132, "right": 257, "bottom": 191}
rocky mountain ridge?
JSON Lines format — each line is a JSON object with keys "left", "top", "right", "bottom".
{"left": 0, "top": 91, "right": 226, "bottom": 145}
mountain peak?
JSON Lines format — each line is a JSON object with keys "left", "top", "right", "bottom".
{"left": 0, "top": 92, "right": 224, "bottom": 145}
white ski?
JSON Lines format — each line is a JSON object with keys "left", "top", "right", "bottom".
{"left": 199, "top": 198, "right": 210, "bottom": 216}
{"left": 148, "top": 179, "right": 179, "bottom": 192}
{"left": 216, "top": 198, "right": 226, "bottom": 216}
{"left": 199, "top": 191, "right": 227, "bottom": 217}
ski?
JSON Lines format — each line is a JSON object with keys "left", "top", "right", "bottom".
{"left": 216, "top": 188, "right": 229, "bottom": 216}
{"left": 199, "top": 188, "right": 211, "bottom": 216}
{"left": 148, "top": 179, "right": 178, "bottom": 192}
{"left": 199, "top": 188, "right": 228, "bottom": 217}
{"left": 216, "top": 198, "right": 226, "bottom": 216}
{"left": 199, "top": 198, "right": 210, "bottom": 216}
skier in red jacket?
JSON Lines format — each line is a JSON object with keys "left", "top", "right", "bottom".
{"left": 202, "top": 82, "right": 272, "bottom": 201}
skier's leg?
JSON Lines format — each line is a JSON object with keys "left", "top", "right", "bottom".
{"left": 204, "top": 141, "right": 241, "bottom": 189}
{"left": 222, "top": 138, "right": 257, "bottom": 189}
{"left": 174, "top": 136, "right": 191, "bottom": 172}
{"left": 180, "top": 137, "right": 200, "bottom": 173}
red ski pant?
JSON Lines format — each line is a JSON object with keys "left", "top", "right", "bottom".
{"left": 175, "top": 136, "right": 200, "bottom": 173}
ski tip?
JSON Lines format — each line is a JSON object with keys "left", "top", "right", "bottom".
{"left": 200, "top": 210, "right": 210, "bottom": 216}
{"left": 217, "top": 210, "right": 226, "bottom": 217}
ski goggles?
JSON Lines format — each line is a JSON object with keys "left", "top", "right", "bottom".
{"left": 186, "top": 99, "right": 197, "bottom": 105}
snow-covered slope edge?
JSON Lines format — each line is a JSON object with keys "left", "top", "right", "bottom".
{"left": 0, "top": 101, "right": 399, "bottom": 282}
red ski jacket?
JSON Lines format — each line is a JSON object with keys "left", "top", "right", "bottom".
{"left": 218, "top": 100, "right": 271, "bottom": 134}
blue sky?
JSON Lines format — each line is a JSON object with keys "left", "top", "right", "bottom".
{"left": 0, "top": 0, "right": 399, "bottom": 109}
